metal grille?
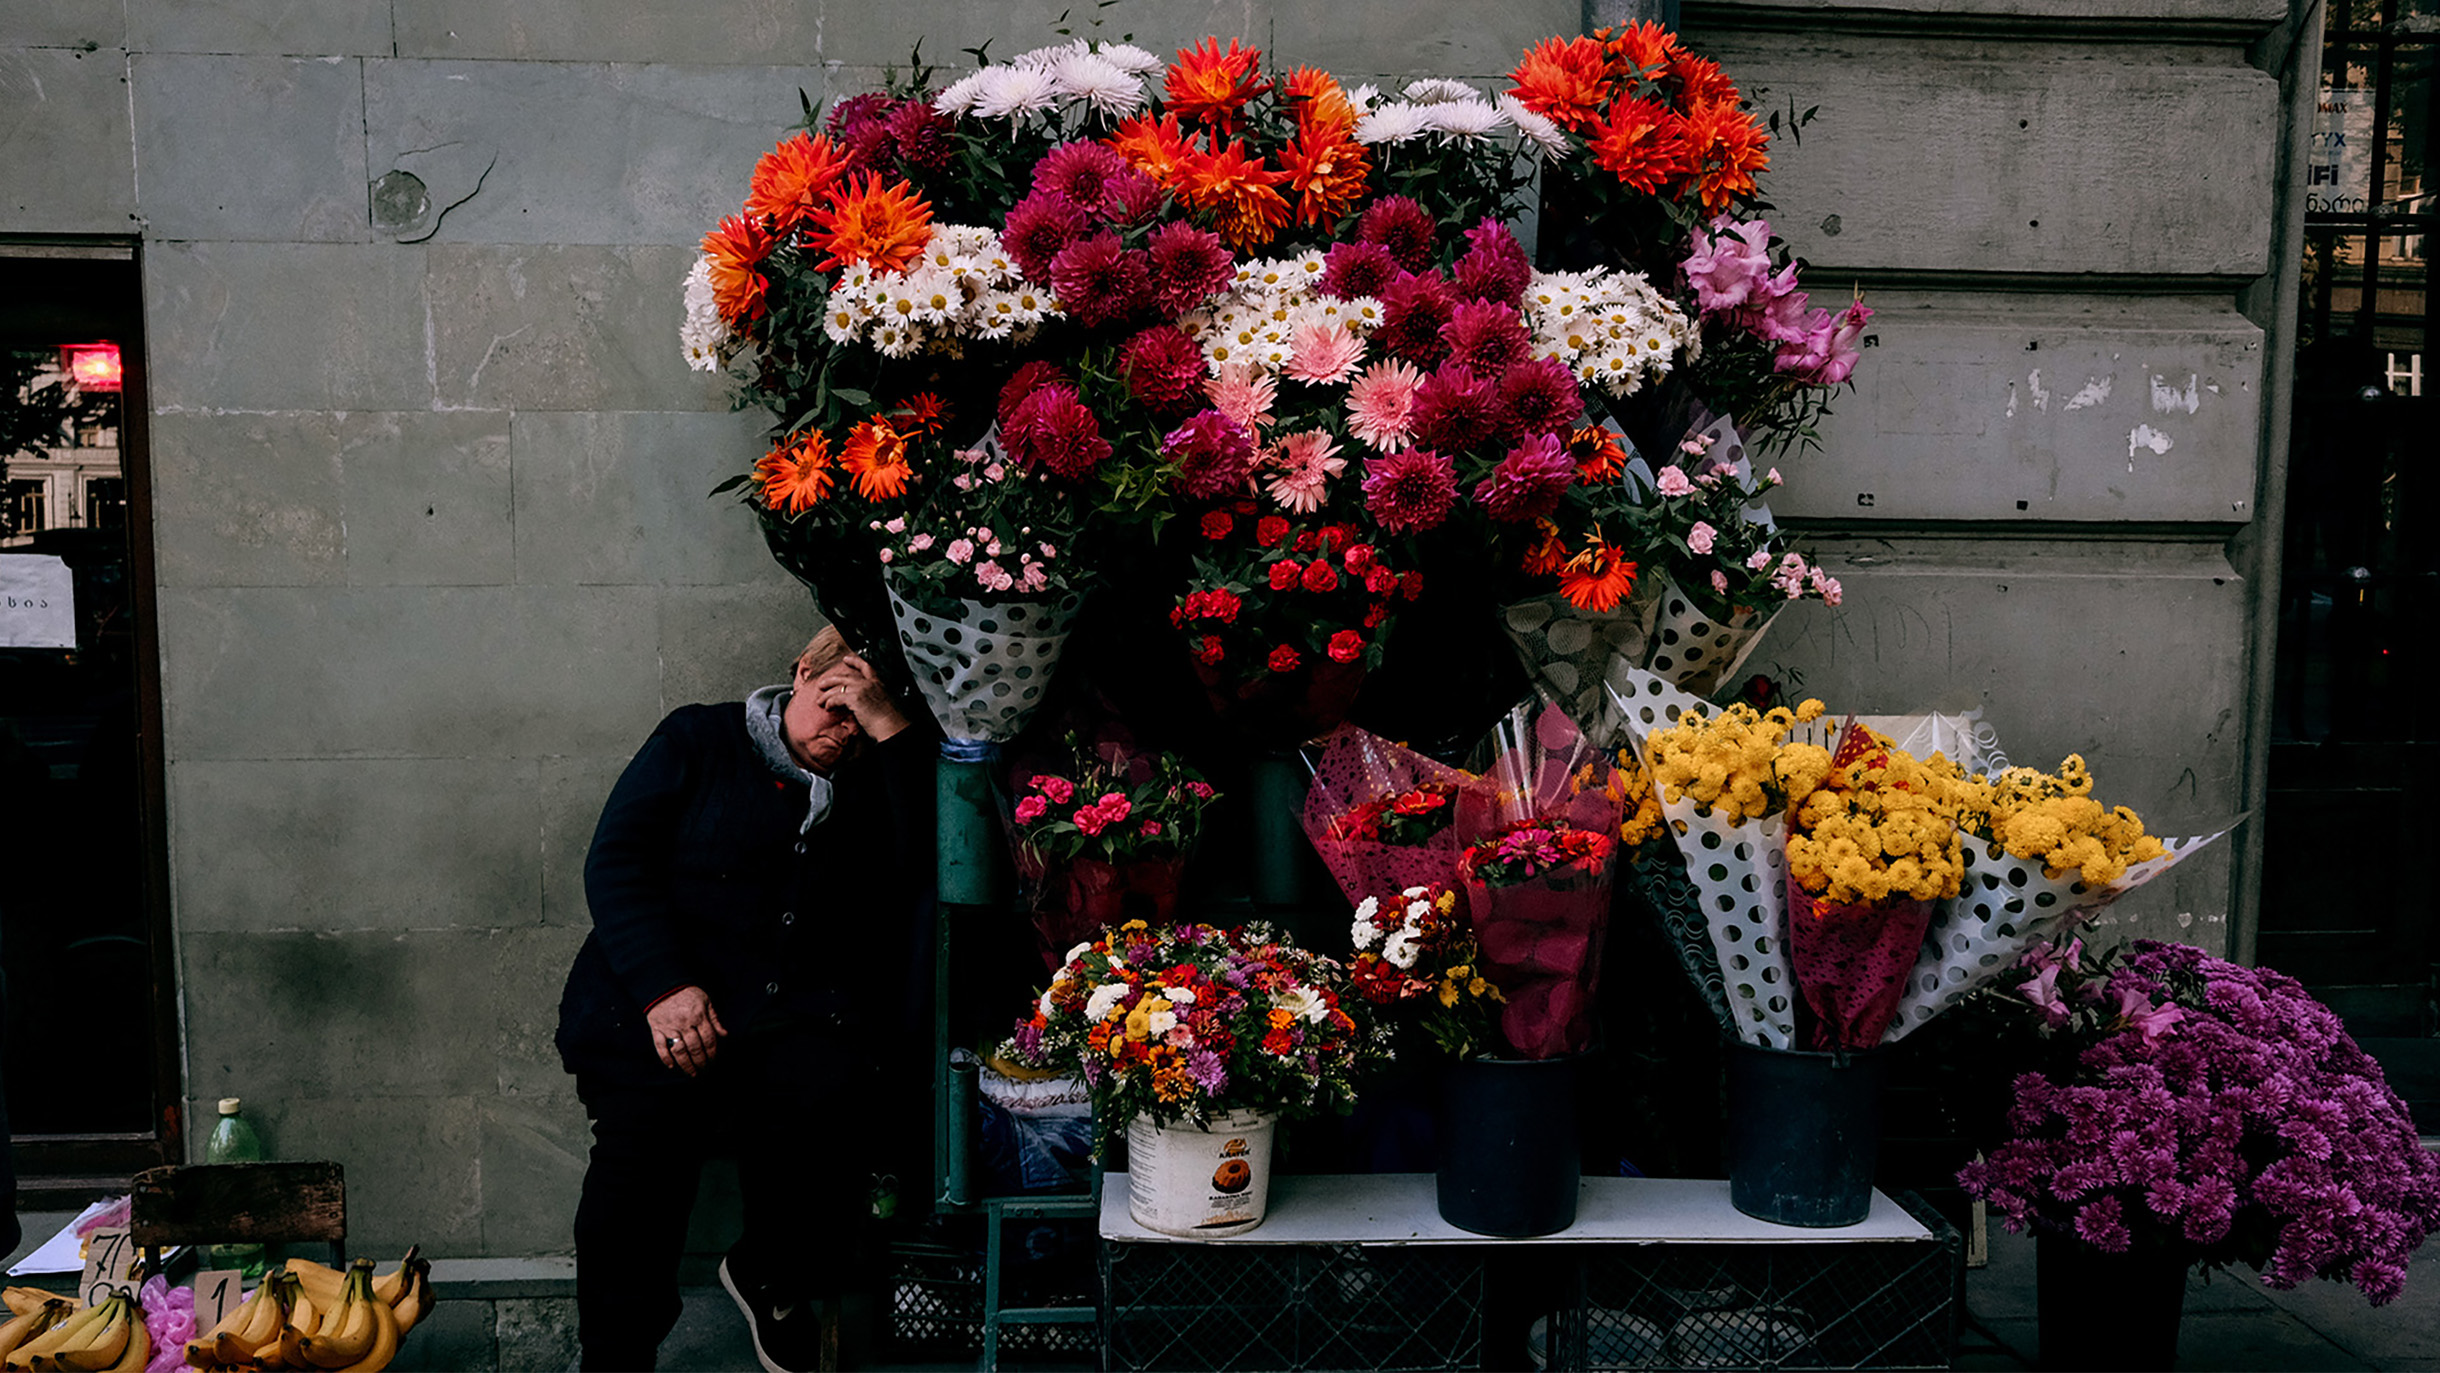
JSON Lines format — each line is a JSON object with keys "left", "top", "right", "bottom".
{"left": 1553, "top": 1195, "right": 1961, "bottom": 1370}
{"left": 1103, "top": 1242, "right": 1485, "bottom": 1372}
{"left": 887, "top": 1237, "right": 1098, "bottom": 1358}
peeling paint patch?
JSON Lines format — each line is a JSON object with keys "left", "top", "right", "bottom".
{"left": 2028, "top": 369, "right": 2051, "bottom": 412}
{"left": 2128, "top": 424, "right": 2174, "bottom": 466}
{"left": 2150, "top": 373, "right": 2200, "bottom": 415}
{"left": 2005, "top": 382, "right": 2018, "bottom": 418}
{"left": 2064, "top": 376, "right": 2113, "bottom": 410}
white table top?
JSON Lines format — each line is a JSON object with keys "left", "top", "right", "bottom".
{"left": 1099, "top": 1173, "right": 1931, "bottom": 1246}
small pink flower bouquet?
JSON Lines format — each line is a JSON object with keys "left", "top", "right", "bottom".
{"left": 1008, "top": 740, "right": 1219, "bottom": 969}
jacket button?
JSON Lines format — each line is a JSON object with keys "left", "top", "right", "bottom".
{"left": 827, "top": 1011, "right": 846, "bottom": 1028}
{"left": 781, "top": 911, "right": 796, "bottom": 927}
{"left": 766, "top": 981, "right": 780, "bottom": 995}
{"left": 793, "top": 840, "right": 807, "bottom": 855}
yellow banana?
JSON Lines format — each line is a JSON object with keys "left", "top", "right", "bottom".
{"left": 10, "top": 1299, "right": 107, "bottom": 1371}
{"left": 332, "top": 1290, "right": 397, "bottom": 1373}
{"left": 51, "top": 1297, "right": 130, "bottom": 1373}
{"left": 297, "top": 1265, "right": 376, "bottom": 1370}
{"left": 387, "top": 1266, "right": 429, "bottom": 1337}
{"left": 0, "top": 1293, "right": 59, "bottom": 1321}
{"left": 91, "top": 1317, "right": 143, "bottom": 1373}
{"left": 0, "top": 1303, "right": 70, "bottom": 1367}
{"left": 281, "top": 1263, "right": 343, "bottom": 1310}
{"left": 208, "top": 1280, "right": 277, "bottom": 1368}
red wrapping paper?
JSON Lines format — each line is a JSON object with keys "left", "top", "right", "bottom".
{"left": 1785, "top": 883, "right": 1934, "bottom": 1050}
{"left": 1461, "top": 869, "right": 1616, "bottom": 1060}
{"left": 1022, "top": 854, "right": 1186, "bottom": 973}
{"left": 1301, "top": 727, "right": 1493, "bottom": 913}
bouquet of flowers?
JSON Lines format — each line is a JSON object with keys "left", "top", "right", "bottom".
{"left": 1015, "top": 920, "right": 1368, "bottom": 1145}
{"left": 1007, "top": 741, "right": 1219, "bottom": 968}
{"left": 1955, "top": 939, "right": 2440, "bottom": 1305}
{"left": 1346, "top": 883, "right": 1505, "bottom": 1060}
{"left": 1300, "top": 726, "right": 1491, "bottom": 911}
{"left": 1455, "top": 701, "right": 1630, "bottom": 1059}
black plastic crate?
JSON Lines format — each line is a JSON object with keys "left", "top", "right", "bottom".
{"left": 1102, "top": 1241, "right": 1485, "bottom": 1372}
{"left": 888, "top": 1235, "right": 1099, "bottom": 1359}
{"left": 1552, "top": 1192, "right": 1962, "bottom": 1370}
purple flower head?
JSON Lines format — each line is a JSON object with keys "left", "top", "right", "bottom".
{"left": 1361, "top": 448, "right": 1458, "bottom": 534}
{"left": 1495, "top": 356, "right": 1583, "bottom": 441}
{"left": 1163, "top": 409, "right": 1256, "bottom": 499}
{"left": 1374, "top": 271, "right": 1457, "bottom": 368}
{"left": 1003, "top": 189, "right": 1092, "bottom": 282}
{"left": 1408, "top": 362, "right": 1500, "bottom": 453}
{"left": 1441, "top": 298, "right": 1529, "bottom": 374}
{"left": 1032, "top": 141, "right": 1132, "bottom": 214}
{"left": 1049, "top": 232, "right": 1150, "bottom": 329}
{"left": 1146, "top": 222, "right": 1235, "bottom": 315}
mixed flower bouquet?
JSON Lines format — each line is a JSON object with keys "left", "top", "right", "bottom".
{"left": 1300, "top": 725, "right": 1490, "bottom": 910}
{"left": 1008, "top": 740, "right": 1219, "bottom": 967}
{"left": 1015, "top": 920, "right": 1369, "bottom": 1144}
{"left": 1954, "top": 939, "right": 2440, "bottom": 1305}
{"left": 1346, "top": 883, "right": 1505, "bottom": 1060}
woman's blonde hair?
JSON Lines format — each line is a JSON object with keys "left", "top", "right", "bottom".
{"left": 795, "top": 625, "right": 852, "bottom": 680}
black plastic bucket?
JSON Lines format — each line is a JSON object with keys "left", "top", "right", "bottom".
{"left": 1436, "top": 1055, "right": 1581, "bottom": 1236}
{"left": 1724, "top": 1040, "right": 1886, "bottom": 1227}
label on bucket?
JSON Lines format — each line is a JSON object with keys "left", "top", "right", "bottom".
{"left": 1127, "top": 1114, "right": 1272, "bottom": 1236}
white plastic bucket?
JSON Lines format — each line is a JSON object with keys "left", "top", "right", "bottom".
{"left": 1125, "top": 1110, "right": 1277, "bottom": 1237}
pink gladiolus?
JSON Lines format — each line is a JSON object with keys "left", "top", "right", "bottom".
{"left": 1681, "top": 216, "right": 1786, "bottom": 314}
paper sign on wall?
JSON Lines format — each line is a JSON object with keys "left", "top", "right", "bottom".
{"left": 0, "top": 555, "right": 75, "bottom": 648}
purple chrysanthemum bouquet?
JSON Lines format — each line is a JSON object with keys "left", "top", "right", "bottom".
{"left": 1958, "top": 939, "right": 2440, "bottom": 1304}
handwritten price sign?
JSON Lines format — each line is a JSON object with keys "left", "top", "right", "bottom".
{"left": 0, "top": 555, "right": 74, "bottom": 648}
{"left": 78, "top": 1227, "right": 138, "bottom": 1306}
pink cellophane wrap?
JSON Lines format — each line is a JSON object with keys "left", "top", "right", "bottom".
{"left": 1300, "top": 726, "right": 1488, "bottom": 912}
{"left": 1462, "top": 869, "right": 1618, "bottom": 1059}
{"left": 1785, "top": 882, "right": 1935, "bottom": 1050}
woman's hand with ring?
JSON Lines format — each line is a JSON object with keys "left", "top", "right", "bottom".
{"left": 646, "top": 985, "right": 727, "bottom": 1076}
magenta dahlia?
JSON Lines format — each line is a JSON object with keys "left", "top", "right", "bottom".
{"left": 1049, "top": 231, "right": 1150, "bottom": 329}
{"left": 1473, "top": 433, "right": 1576, "bottom": 521}
{"left": 1408, "top": 363, "right": 1501, "bottom": 453}
{"left": 1164, "top": 409, "right": 1256, "bottom": 499}
{"left": 1146, "top": 221, "right": 1235, "bottom": 315}
{"left": 1496, "top": 357, "right": 1584, "bottom": 441}
{"left": 1375, "top": 271, "right": 1457, "bottom": 368}
{"left": 1441, "top": 298, "right": 1530, "bottom": 373}
{"left": 1361, "top": 448, "right": 1459, "bottom": 533}
{"left": 1007, "top": 384, "right": 1112, "bottom": 480}
{"left": 825, "top": 93, "right": 893, "bottom": 170}
{"left": 883, "top": 99, "right": 953, "bottom": 174}
{"left": 1032, "top": 140, "right": 1132, "bottom": 213}
{"left": 1358, "top": 195, "right": 1439, "bottom": 272}
{"left": 1122, "top": 324, "right": 1208, "bottom": 416}
{"left": 1003, "top": 189, "right": 1092, "bottom": 281}
{"left": 1319, "top": 241, "right": 1401, "bottom": 301}
{"left": 1453, "top": 217, "right": 1531, "bottom": 305}
{"left": 997, "top": 360, "right": 1072, "bottom": 436}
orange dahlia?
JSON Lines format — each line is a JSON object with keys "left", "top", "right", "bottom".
{"left": 839, "top": 416, "right": 914, "bottom": 500}
{"left": 1666, "top": 54, "right": 1740, "bottom": 109}
{"left": 1682, "top": 96, "right": 1770, "bottom": 213}
{"left": 1508, "top": 34, "right": 1614, "bottom": 134}
{"left": 1164, "top": 36, "right": 1269, "bottom": 133}
{"left": 1589, "top": 95, "right": 1694, "bottom": 195}
{"left": 1174, "top": 136, "right": 1291, "bottom": 251}
{"left": 1557, "top": 537, "right": 1638, "bottom": 612}
{"left": 701, "top": 213, "right": 776, "bottom": 324}
{"left": 1283, "top": 66, "right": 1358, "bottom": 141}
{"left": 892, "top": 391, "right": 950, "bottom": 437}
{"left": 1521, "top": 520, "right": 1568, "bottom": 578}
{"left": 804, "top": 173, "right": 934, "bottom": 274}
{"left": 1567, "top": 425, "right": 1630, "bottom": 484}
{"left": 743, "top": 131, "right": 848, "bottom": 235}
{"left": 1106, "top": 111, "right": 1198, "bottom": 187}
{"left": 757, "top": 432, "right": 836, "bottom": 513}
{"left": 1605, "top": 20, "right": 1682, "bottom": 77}
{"left": 1278, "top": 129, "right": 1371, "bottom": 229}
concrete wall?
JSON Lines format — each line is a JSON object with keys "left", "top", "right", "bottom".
{"left": 0, "top": 0, "right": 2297, "bottom": 1257}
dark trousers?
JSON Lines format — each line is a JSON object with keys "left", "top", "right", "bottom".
{"left": 573, "top": 1025, "right": 872, "bottom": 1371}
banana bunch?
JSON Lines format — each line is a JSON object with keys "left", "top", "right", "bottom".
{"left": 181, "top": 1251, "right": 428, "bottom": 1373}
{"left": 0, "top": 1292, "right": 151, "bottom": 1373}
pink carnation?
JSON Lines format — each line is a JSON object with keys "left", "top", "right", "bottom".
{"left": 1013, "top": 794, "right": 1048, "bottom": 823}
{"left": 1687, "top": 521, "right": 1716, "bottom": 555}
{"left": 1655, "top": 465, "right": 1694, "bottom": 497}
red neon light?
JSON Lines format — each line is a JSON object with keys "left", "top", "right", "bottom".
{"left": 66, "top": 344, "right": 123, "bottom": 391}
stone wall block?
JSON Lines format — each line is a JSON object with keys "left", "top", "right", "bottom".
{"left": 364, "top": 60, "right": 826, "bottom": 247}
{"left": 479, "top": 1095, "right": 589, "bottom": 1260}
{"left": 510, "top": 410, "right": 777, "bottom": 587}
{"left": 168, "top": 757, "right": 542, "bottom": 932}
{"left": 494, "top": 926, "right": 590, "bottom": 1096}
{"left": 1687, "top": 0, "right": 2286, "bottom": 24}
{"left": 190, "top": 1091, "right": 487, "bottom": 1258}
{"left": 126, "top": 0, "right": 393, "bottom": 57}
{"left": 653, "top": 582, "right": 828, "bottom": 717}
{"left": 1691, "top": 35, "right": 2279, "bottom": 277}
{"left": 1774, "top": 293, "right": 2266, "bottom": 523}
{"left": 1, "top": 2, "right": 123, "bottom": 49}
{"left": 147, "top": 242, "right": 432, "bottom": 411}
{"left": 132, "top": 53, "right": 368, "bottom": 242}
{"left": 1270, "top": 0, "right": 1576, "bottom": 76}
{"left": 425, "top": 243, "right": 725, "bottom": 412}
{"left": 395, "top": 0, "right": 821, "bottom": 64}
{"left": 180, "top": 931, "right": 501, "bottom": 1100}
{"left": 818, "top": 0, "right": 1262, "bottom": 70}
{"left": 0, "top": 49, "right": 136, "bottom": 233}
{"left": 340, "top": 411, "right": 517, "bottom": 585}
{"left": 157, "top": 585, "right": 662, "bottom": 759}
{"left": 149, "top": 411, "right": 347, "bottom": 588}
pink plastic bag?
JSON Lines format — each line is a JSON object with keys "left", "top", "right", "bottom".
{"left": 1301, "top": 727, "right": 1489, "bottom": 913}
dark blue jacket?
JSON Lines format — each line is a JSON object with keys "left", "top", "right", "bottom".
{"left": 556, "top": 702, "right": 934, "bottom": 1086}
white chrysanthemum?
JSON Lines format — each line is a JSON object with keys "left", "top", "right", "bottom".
{"left": 1354, "top": 101, "right": 1433, "bottom": 145}
{"left": 1039, "top": 987, "right": 1057, "bottom": 1018}
{"left": 1095, "top": 41, "right": 1163, "bottom": 76}
{"left": 1162, "top": 984, "right": 1197, "bottom": 1006}
{"left": 1423, "top": 97, "right": 1509, "bottom": 143}
{"left": 971, "top": 64, "right": 1062, "bottom": 118}
{"left": 934, "top": 70, "right": 989, "bottom": 116}
{"left": 1143, "top": 1004, "right": 1178, "bottom": 1037}
{"left": 1496, "top": 93, "right": 1568, "bottom": 159}
{"left": 679, "top": 254, "right": 727, "bottom": 372}
{"left": 1382, "top": 931, "right": 1420, "bottom": 970}
{"left": 1350, "top": 897, "right": 1382, "bottom": 945}
{"left": 1274, "top": 986, "right": 1330, "bottom": 1024}
{"left": 1052, "top": 51, "right": 1146, "bottom": 117}
{"left": 1084, "top": 983, "right": 1130, "bottom": 1022}
{"left": 1346, "top": 82, "right": 1381, "bottom": 112}
{"left": 1402, "top": 77, "right": 1479, "bottom": 105}
{"left": 1011, "top": 39, "right": 1088, "bottom": 69}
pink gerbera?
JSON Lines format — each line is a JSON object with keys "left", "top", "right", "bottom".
{"left": 1409, "top": 363, "right": 1502, "bottom": 453}
{"left": 1002, "top": 189, "right": 1092, "bottom": 281}
{"left": 1050, "top": 231, "right": 1149, "bottom": 328}
{"left": 1164, "top": 409, "right": 1257, "bottom": 499}
{"left": 1441, "top": 298, "right": 1530, "bottom": 373}
{"left": 1472, "top": 432, "right": 1576, "bottom": 521}
{"left": 1345, "top": 358, "right": 1423, "bottom": 451}
{"left": 1357, "top": 195, "right": 1439, "bottom": 271}
{"left": 1146, "top": 221, "right": 1236, "bottom": 314}
{"left": 1361, "top": 447, "right": 1458, "bottom": 533}
{"left": 1495, "top": 356, "right": 1584, "bottom": 441}
{"left": 1453, "top": 217, "right": 1531, "bottom": 305}
{"left": 1123, "top": 324, "right": 1209, "bottom": 416}
{"left": 1264, "top": 430, "right": 1345, "bottom": 514}
{"left": 1206, "top": 361, "right": 1278, "bottom": 435}
{"left": 1319, "top": 240, "right": 1401, "bottom": 300}
{"left": 1374, "top": 271, "right": 1457, "bottom": 368}
{"left": 1284, "top": 320, "right": 1366, "bottom": 384}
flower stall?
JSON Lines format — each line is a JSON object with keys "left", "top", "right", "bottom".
{"left": 673, "top": 17, "right": 2439, "bottom": 1369}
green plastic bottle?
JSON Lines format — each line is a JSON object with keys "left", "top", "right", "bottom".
{"left": 204, "top": 1098, "right": 267, "bottom": 1277}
